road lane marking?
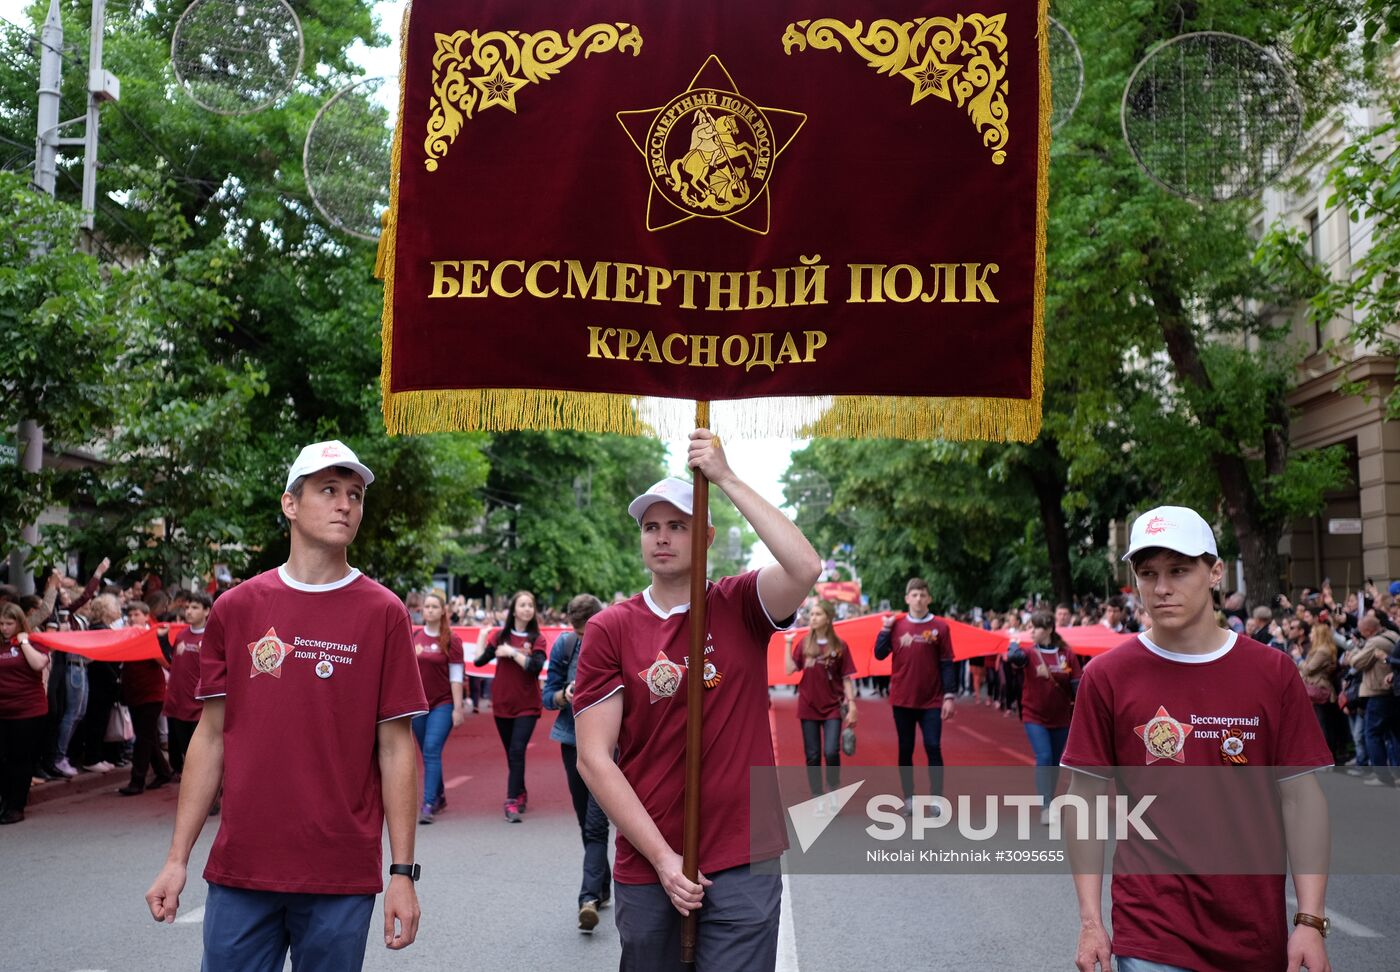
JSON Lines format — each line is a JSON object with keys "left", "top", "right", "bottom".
{"left": 444, "top": 775, "right": 472, "bottom": 789}
{"left": 777, "top": 873, "right": 799, "bottom": 971}
{"left": 175, "top": 905, "right": 205, "bottom": 925}
{"left": 1286, "top": 897, "right": 1382, "bottom": 938}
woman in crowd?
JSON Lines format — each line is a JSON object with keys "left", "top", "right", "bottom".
{"left": 475, "top": 590, "right": 547, "bottom": 822}
{"left": 784, "top": 599, "right": 857, "bottom": 811}
{"left": 0, "top": 602, "right": 50, "bottom": 824}
{"left": 118, "top": 601, "right": 172, "bottom": 795}
{"left": 1009, "top": 609, "right": 1081, "bottom": 820}
{"left": 1299, "top": 616, "right": 1345, "bottom": 763}
{"left": 413, "top": 591, "right": 464, "bottom": 824}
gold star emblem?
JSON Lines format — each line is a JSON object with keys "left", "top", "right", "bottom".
{"left": 617, "top": 56, "right": 805, "bottom": 234}
{"left": 470, "top": 62, "right": 530, "bottom": 114}
{"left": 899, "top": 49, "right": 963, "bottom": 105}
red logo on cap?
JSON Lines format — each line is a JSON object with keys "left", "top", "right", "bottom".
{"left": 321, "top": 445, "right": 340, "bottom": 458}
{"left": 1144, "top": 516, "right": 1169, "bottom": 535}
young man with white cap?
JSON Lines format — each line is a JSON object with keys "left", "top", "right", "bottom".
{"left": 144, "top": 440, "right": 428, "bottom": 971}
{"left": 574, "top": 429, "right": 821, "bottom": 971}
{"left": 1062, "top": 505, "right": 1334, "bottom": 972}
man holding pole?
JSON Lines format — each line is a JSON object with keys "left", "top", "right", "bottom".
{"left": 575, "top": 429, "right": 820, "bottom": 971}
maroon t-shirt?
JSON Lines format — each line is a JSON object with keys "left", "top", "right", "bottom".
{"left": 413, "top": 627, "right": 464, "bottom": 710}
{"left": 1061, "top": 632, "right": 1333, "bottom": 971}
{"left": 197, "top": 567, "right": 428, "bottom": 894}
{"left": 163, "top": 627, "right": 205, "bottom": 722}
{"left": 573, "top": 571, "right": 791, "bottom": 884}
{"left": 887, "top": 615, "right": 954, "bottom": 709}
{"left": 477, "top": 629, "right": 545, "bottom": 718}
{"left": 793, "top": 640, "right": 855, "bottom": 721}
{"left": 0, "top": 638, "right": 48, "bottom": 719}
{"left": 122, "top": 658, "right": 166, "bottom": 707}
{"left": 1018, "top": 642, "right": 1080, "bottom": 728}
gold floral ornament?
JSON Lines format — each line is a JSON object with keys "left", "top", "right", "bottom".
{"left": 783, "top": 14, "right": 1010, "bottom": 164}
{"left": 424, "top": 23, "right": 643, "bottom": 172}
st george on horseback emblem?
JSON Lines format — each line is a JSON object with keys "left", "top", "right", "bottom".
{"left": 618, "top": 55, "right": 805, "bottom": 234}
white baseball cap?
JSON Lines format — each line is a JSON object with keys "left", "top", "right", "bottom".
{"left": 1122, "top": 505, "right": 1218, "bottom": 562}
{"left": 285, "top": 440, "right": 375, "bottom": 494}
{"left": 627, "top": 476, "right": 712, "bottom": 526}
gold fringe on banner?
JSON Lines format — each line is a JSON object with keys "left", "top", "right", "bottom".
{"left": 379, "top": 0, "right": 1049, "bottom": 444}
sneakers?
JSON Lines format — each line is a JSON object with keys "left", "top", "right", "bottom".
{"left": 53, "top": 758, "right": 78, "bottom": 779}
{"left": 900, "top": 796, "right": 915, "bottom": 817}
{"left": 1039, "top": 808, "right": 1052, "bottom": 826}
{"left": 813, "top": 800, "right": 827, "bottom": 819}
{"left": 433, "top": 793, "right": 447, "bottom": 813}
{"left": 827, "top": 793, "right": 841, "bottom": 816}
{"left": 418, "top": 803, "right": 435, "bottom": 825}
{"left": 516, "top": 789, "right": 528, "bottom": 813}
{"left": 1362, "top": 775, "right": 1391, "bottom": 787}
{"left": 578, "top": 899, "right": 600, "bottom": 932}
{"left": 83, "top": 761, "right": 115, "bottom": 773}
{"left": 503, "top": 800, "right": 522, "bottom": 823}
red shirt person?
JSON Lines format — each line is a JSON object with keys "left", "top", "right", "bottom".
{"left": 575, "top": 432, "right": 820, "bottom": 971}
{"left": 1062, "top": 505, "right": 1334, "bottom": 972}
{"left": 873, "top": 577, "right": 958, "bottom": 811}
{"left": 474, "top": 590, "right": 548, "bottom": 823}
{"left": 784, "top": 599, "right": 858, "bottom": 803}
{"left": 145, "top": 439, "right": 428, "bottom": 970}
{"left": 117, "top": 602, "right": 172, "bottom": 796}
{"left": 0, "top": 602, "right": 51, "bottom": 825}
{"left": 161, "top": 591, "right": 211, "bottom": 776}
{"left": 410, "top": 591, "right": 465, "bottom": 824}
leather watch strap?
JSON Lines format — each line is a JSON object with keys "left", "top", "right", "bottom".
{"left": 1292, "top": 912, "right": 1328, "bottom": 937}
{"left": 389, "top": 863, "right": 421, "bottom": 882}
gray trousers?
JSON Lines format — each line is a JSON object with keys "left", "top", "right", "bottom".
{"left": 615, "top": 864, "right": 780, "bottom": 972}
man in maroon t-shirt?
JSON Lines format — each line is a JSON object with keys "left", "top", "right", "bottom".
{"left": 144, "top": 440, "right": 428, "bottom": 972}
{"left": 574, "top": 430, "right": 820, "bottom": 972}
{"left": 1062, "top": 505, "right": 1333, "bottom": 972}
{"left": 873, "top": 577, "right": 957, "bottom": 814}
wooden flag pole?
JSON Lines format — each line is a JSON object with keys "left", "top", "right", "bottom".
{"left": 681, "top": 400, "right": 710, "bottom": 963}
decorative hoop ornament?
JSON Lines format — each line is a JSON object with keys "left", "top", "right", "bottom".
{"left": 303, "top": 76, "right": 396, "bottom": 240}
{"left": 171, "top": 0, "right": 304, "bottom": 115}
{"left": 1120, "top": 31, "right": 1303, "bottom": 202}
{"left": 1048, "top": 17, "right": 1084, "bottom": 133}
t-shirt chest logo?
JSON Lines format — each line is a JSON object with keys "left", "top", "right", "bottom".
{"left": 247, "top": 627, "right": 292, "bottom": 678}
{"left": 1135, "top": 705, "right": 1194, "bottom": 763}
{"left": 639, "top": 651, "right": 683, "bottom": 703}
{"left": 899, "top": 627, "right": 939, "bottom": 648}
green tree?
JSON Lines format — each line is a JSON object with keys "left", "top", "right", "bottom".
{"left": 458, "top": 431, "right": 666, "bottom": 605}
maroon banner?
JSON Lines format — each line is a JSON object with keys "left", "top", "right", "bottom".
{"left": 382, "top": 0, "right": 1048, "bottom": 441}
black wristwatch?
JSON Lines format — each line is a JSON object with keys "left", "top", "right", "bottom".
{"left": 389, "top": 863, "right": 421, "bottom": 882}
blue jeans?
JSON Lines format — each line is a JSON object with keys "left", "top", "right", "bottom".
{"left": 560, "top": 743, "right": 612, "bottom": 905}
{"left": 1116, "top": 958, "right": 1192, "bottom": 972}
{"left": 411, "top": 703, "right": 453, "bottom": 806}
{"left": 1363, "top": 694, "right": 1400, "bottom": 783}
{"left": 202, "top": 882, "right": 374, "bottom": 972}
{"left": 54, "top": 658, "right": 88, "bottom": 762}
{"left": 1024, "top": 722, "right": 1070, "bottom": 803}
